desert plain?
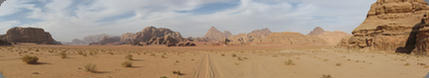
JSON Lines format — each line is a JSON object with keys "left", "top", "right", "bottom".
{"left": 0, "top": 44, "right": 428, "bottom": 78}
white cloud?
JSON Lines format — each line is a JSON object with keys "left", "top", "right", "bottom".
{"left": 0, "top": 0, "right": 377, "bottom": 41}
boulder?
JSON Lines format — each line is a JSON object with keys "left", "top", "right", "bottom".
{"left": 340, "top": 0, "right": 429, "bottom": 53}
{"left": 2, "top": 27, "right": 60, "bottom": 44}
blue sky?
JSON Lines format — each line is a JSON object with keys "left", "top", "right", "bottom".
{"left": 0, "top": 0, "right": 378, "bottom": 41}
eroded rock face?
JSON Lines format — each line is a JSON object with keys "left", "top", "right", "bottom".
{"left": 204, "top": 26, "right": 231, "bottom": 42}
{"left": 2, "top": 27, "right": 60, "bottom": 44}
{"left": 340, "top": 0, "right": 429, "bottom": 53}
{"left": 415, "top": 24, "right": 429, "bottom": 55}
{"left": 120, "top": 26, "right": 193, "bottom": 46}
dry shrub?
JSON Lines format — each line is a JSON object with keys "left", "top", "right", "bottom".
{"left": 84, "top": 64, "right": 97, "bottom": 73}
{"left": 22, "top": 55, "right": 39, "bottom": 64}
{"left": 285, "top": 59, "right": 295, "bottom": 66}
{"left": 122, "top": 61, "right": 133, "bottom": 67}
{"left": 321, "top": 74, "right": 333, "bottom": 78}
{"left": 59, "top": 52, "right": 67, "bottom": 59}
{"left": 336, "top": 63, "right": 341, "bottom": 67}
{"left": 125, "top": 54, "right": 133, "bottom": 60}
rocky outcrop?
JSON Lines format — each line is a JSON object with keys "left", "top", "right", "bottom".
{"left": 415, "top": 24, "right": 429, "bottom": 55}
{"left": 229, "top": 28, "right": 272, "bottom": 44}
{"left": 340, "top": 0, "right": 429, "bottom": 53}
{"left": 120, "top": 26, "right": 194, "bottom": 46}
{"left": 204, "top": 26, "right": 231, "bottom": 42}
{"left": 0, "top": 40, "right": 11, "bottom": 46}
{"left": 308, "top": 27, "right": 351, "bottom": 45}
{"left": 259, "top": 32, "right": 326, "bottom": 45}
{"left": 1, "top": 27, "right": 60, "bottom": 44}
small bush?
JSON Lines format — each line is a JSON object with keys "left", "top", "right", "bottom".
{"left": 321, "top": 74, "right": 333, "bottom": 78}
{"left": 125, "top": 54, "right": 133, "bottom": 60}
{"left": 404, "top": 63, "right": 410, "bottom": 66}
{"left": 121, "top": 61, "right": 133, "bottom": 67}
{"left": 22, "top": 55, "right": 39, "bottom": 64}
{"left": 84, "top": 64, "right": 97, "bottom": 73}
{"left": 285, "top": 59, "right": 295, "bottom": 66}
{"left": 160, "top": 76, "right": 168, "bottom": 78}
{"left": 59, "top": 52, "right": 67, "bottom": 59}
{"left": 336, "top": 63, "right": 341, "bottom": 67}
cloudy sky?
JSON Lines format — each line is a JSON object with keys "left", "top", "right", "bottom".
{"left": 0, "top": 0, "right": 378, "bottom": 42}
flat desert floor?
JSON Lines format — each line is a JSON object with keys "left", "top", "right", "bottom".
{"left": 0, "top": 45, "right": 428, "bottom": 78}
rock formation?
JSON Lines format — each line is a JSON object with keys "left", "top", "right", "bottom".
{"left": 308, "top": 27, "right": 351, "bottom": 45}
{"left": 204, "top": 26, "right": 231, "bottom": 42}
{"left": 229, "top": 28, "right": 272, "bottom": 44}
{"left": 0, "top": 27, "right": 60, "bottom": 44}
{"left": 120, "top": 26, "right": 193, "bottom": 46}
{"left": 0, "top": 40, "right": 11, "bottom": 46}
{"left": 340, "top": 0, "right": 429, "bottom": 55}
{"left": 308, "top": 27, "right": 325, "bottom": 36}
{"left": 415, "top": 24, "right": 429, "bottom": 55}
{"left": 259, "top": 32, "right": 326, "bottom": 45}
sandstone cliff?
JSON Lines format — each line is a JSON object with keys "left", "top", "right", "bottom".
{"left": 1, "top": 27, "right": 60, "bottom": 44}
{"left": 340, "top": 0, "right": 429, "bottom": 55}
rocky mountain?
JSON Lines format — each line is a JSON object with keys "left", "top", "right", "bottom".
{"left": 229, "top": 28, "right": 272, "bottom": 44}
{"left": 63, "top": 34, "right": 111, "bottom": 45}
{"left": 308, "top": 27, "right": 351, "bottom": 45}
{"left": 89, "top": 36, "right": 122, "bottom": 45}
{"left": 120, "top": 26, "right": 193, "bottom": 46}
{"left": 0, "top": 27, "right": 60, "bottom": 44}
{"left": 339, "top": 0, "right": 429, "bottom": 55}
{"left": 204, "top": 26, "right": 231, "bottom": 42}
{"left": 308, "top": 27, "right": 325, "bottom": 36}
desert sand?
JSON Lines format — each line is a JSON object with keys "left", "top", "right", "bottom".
{"left": 0, "top": 44, "right": 428, "bottom": 78}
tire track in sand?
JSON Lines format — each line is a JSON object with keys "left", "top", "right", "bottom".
{"left": 193, "top": 54, "right": 220, "bottom": 78}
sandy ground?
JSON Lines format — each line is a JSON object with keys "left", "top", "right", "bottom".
{"left": 0, "top": 45, "right": 428, "bottom": 78}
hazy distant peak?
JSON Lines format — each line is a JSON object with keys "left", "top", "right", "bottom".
{"left": 308, "top": 27, "right": 325, "bottom": 35}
